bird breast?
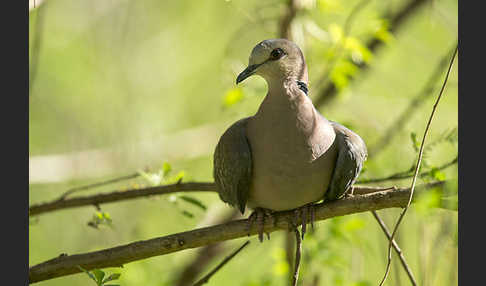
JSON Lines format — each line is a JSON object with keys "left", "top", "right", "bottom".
{"left": 246, "top": 94, "right": 338, "bottom": 211}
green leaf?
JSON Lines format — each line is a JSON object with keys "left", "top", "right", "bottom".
{"left": 102, "top": 212, "right": 112, "bottom": 221}
{"left": 223, "top": 87, "right": 244, "bottom": 107}
{"left": 77, "top": 266, "right": 98, "bottom": 283}
{"left": 415, "top": 188, "right": 441, "bottom": 215}
{"left": 330, "top": 59, "right": 358, "bottom": 90}
{"left": 162, "top": 162, "right": 172, "bottom": 177}
{"left": 92, "top": 269, "right": 105, "bottom": 284}
{"left": 328, "top": 23, "right": 343, "bottom": 43}
{"left": 179, "top": 195, "right": 207, "bottom": 211}
{"left": 103, "top": 273, "right": 121, "bottom": 283}
{"left": 410, "top": 132, "right": 420, "bottom": 152}
{"left": 344, "top": 37, "right": 373, "bottom": 63}
{"left": 351, "top": 280, "right": 373, "bottom": 286}
{"left": 165, "top": 170, "right": 185, "bottom": 184}
{"left": 342, "top": 217, "right": 365, "bottom": 232}
{"left": 430, "top": 168, "right": 446, "bottom": 181}
{"left": 317, "top": 0, "right": 343, "bottom": 13}
{"left": 181, "top": 210, "right": 194, "bottom": 218}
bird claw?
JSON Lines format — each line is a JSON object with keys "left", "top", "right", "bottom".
{"left": 291, "top": 203, "right": 317, "bottom": 240}
{"left": 344, "top": 186, "right": 355, "bottom": 198}
{"left": 247, "top": 208, "right": 274, "bottom": 243}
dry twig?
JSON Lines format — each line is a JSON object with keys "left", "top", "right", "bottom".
{"left": 192, "top": 241, "right": 250, "bottom": 286}
{"left": 57, "top": 173, "right": 140, "bottom": 200}
{"left": 357, "top": 155, "right": 457, "bottom": 184}
{"left": 371, "top": 210, "right": 417, "bottom": 286}
{"left": 378, "top": 44, "right": 457, "bottom": 286}
{"left": 291, "top": 228, "right": 302, "bottom": 286}
{"left": 367, "top": 43, "right": 458, "bottom": 157}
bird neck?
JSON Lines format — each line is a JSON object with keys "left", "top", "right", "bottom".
{"left": 266, "top": 77, "right": 308, "bottom": 100}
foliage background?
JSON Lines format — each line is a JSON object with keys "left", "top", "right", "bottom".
{"left": 29, "top": 0, "right": 458, "bottom": 285}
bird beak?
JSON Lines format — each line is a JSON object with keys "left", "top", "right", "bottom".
{"left": 236, "top": 63, "right": 261, "bottom": 84}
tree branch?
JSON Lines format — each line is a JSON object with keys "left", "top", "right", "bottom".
{"left": 279, "top": 0, "right": 300, "bottom": 39}
{"left": 29, "top": 181, "right": 450, "bottom": 283}
{"left": 29, "top": 182, "right": 215, "bottom": 216}
{"left": 357, "top": 155, "right": 457, "bottom": 184}
{"left": 371, "top": 210, "right": 417, "bottom": 286}
{"left": 174, "top": 210, "right": 241, "bottom": 286}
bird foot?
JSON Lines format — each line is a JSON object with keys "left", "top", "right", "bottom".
{"left": 344, "top": 186, "right": 355, "bottom": 198}
{"left": 290, "top": 203, "right": 317, "bottom": 240}
{"left": 247, "top": 208, "right": 275, "bottom": 243}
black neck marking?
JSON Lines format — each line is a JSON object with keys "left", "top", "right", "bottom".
{"left": 296, "top": 81, "right": 308, "bottom": 95}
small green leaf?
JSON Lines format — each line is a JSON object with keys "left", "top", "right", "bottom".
{"left": 179, "top": 195, "right": 207, "bottom": 211}
{"left": 330, "top": 59, "right": 358, "bottom": 90}
{"left": 223, "top": 87, "right": 244, "bottom": 107}
{"left": 181, "top": 210, "right": 194, "bottom": 218}
{"left": 92, "top": 269, "right": 105, "bottom": 284}
{"left": 77, "top": 266, "right": 97, "bottom": 283}
{"left": 430, "top": 168, "right": 446, "bottom": 181}
{"left": 415, "top": 188, "right": 441, "bottom": 215}
{"left": 410, "top": 132, "right": 420, "bottom": 152}
{"left": 102, "top": 212, "right": 112, "bottom": 221}
{"left": 342, "top": 217, "right": 365, "bottom": 232}
{"left": 103, "top": 273, "right": 121, "bottom": 283}
{"left": 162, "top": 162, "right": 172, "bottom": 177}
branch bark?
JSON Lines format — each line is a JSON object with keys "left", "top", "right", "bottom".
{"left": 29, "top": 181, "right": 450, "bottom": 283}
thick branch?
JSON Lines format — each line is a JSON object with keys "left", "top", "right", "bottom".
{"left": 29, "top": 182, "right": 449, "bottom": 283}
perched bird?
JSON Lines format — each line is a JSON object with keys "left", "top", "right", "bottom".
{"left": 213, "top": 39, "right": 367, "bottom": 241}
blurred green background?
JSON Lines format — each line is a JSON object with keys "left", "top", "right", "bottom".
{"left": 29, "top": 0, "right": 458, "bottom": 285}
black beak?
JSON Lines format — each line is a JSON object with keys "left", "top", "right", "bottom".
{"left": 236, "top": 63, "right": 261, "bottom": 84}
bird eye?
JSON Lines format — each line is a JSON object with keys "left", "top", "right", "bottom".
{"left": 270, "top": 48, "right": 284, "bottom": 60}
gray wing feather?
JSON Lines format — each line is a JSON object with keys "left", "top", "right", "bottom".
{"left": 213, "top": 117, "right": 252, "bottom": 214}
{"left": 325, "top": 122, "right": 367, "bottom": 201}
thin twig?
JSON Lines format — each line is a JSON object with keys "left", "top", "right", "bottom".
{"left": 175, "top": 210, "right": 241, "bottom": 286}
{"left": 357, "top": 155, "right": 457, "bottom": 184}
{"left": 367, "top": 43, "right": 458, "bottom": 157}
{"left": 378, "top": 44, "right": 457, "bottom": 286}
{"left": 371, "top": 211, "right": 417, "bottom": 286}
{"left": 28, "top": 182, "right": 450, "bottom": 284}
{"left": 292, "top": 228, "right": 302, "bottom": 286}
{"left": 29, "top": 182, "right": 215, "bottom": 216}
{"left": 192, "top": 241, "right": 250, "bottom": 286}
{"left": 285, "top": 232, "right": 296, "bottom": 285}
{"left": 57, "top": 173, "right": 141, "bottom": 200}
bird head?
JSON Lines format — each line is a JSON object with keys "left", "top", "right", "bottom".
{"left": 236, "top": 39, "right": 308, "bottom": 85}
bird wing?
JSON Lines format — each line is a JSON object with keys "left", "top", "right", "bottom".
{"left": 213, "top": 117, "right": 252, "bottom": 214}
{"left": 325, "top": 122, "right": 367, "bottom": 201}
